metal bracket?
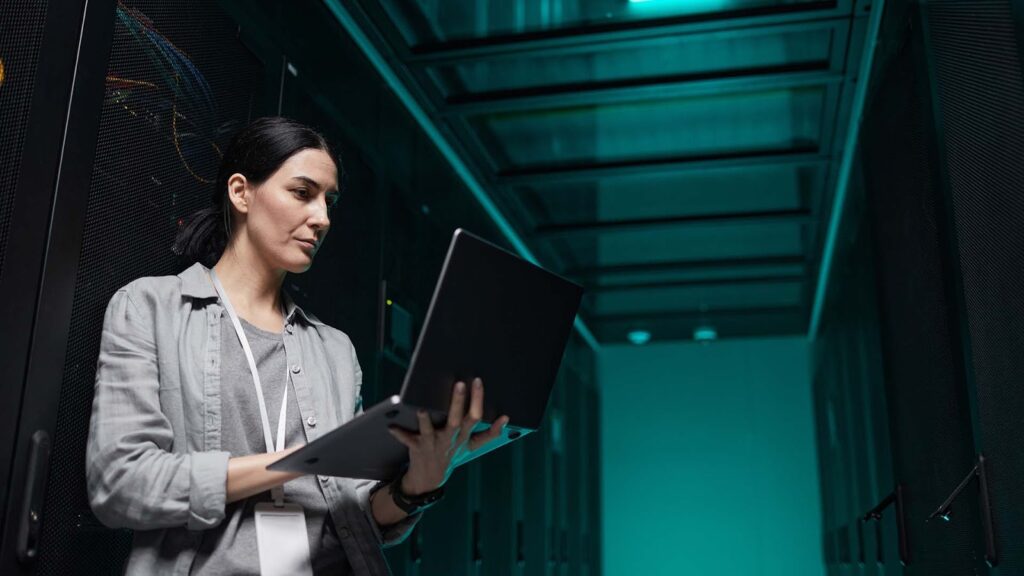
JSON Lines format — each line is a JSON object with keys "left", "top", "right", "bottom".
{"left": 928, "top": 453, "right": 997, "bottom": 567}
{"left": 861, "top": 483, "right": 909, "bottom": 566}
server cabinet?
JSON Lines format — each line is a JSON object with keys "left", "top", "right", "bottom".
{"left": 522, "top": 396, "right": 555, "bottom": 576}
{"left": 479, "top": 440, "right": 517, "bottom": 575}
{"left": 860, "top": 7, "right": 986, "bottom": 573}
{"left": 0, "top": 0, "right": 71, "bottom": 550}
{"left": 582, "top": 384, "right": 601, "bottom": 576}
{"left": 0, "top": 1, "right": 269, "bottom": 573}
{"left": 922, "top": 0, "right": 1024, "bottom": 571}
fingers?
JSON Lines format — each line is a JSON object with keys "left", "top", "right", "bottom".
{"left": 468, "top": 415, "right": 509, "bottom": 452}
{"left": 457, "top": 378, "right": 484, "bottom": 445}
{"left": 468, "top": 378, "right": 484, "bottom": 421}
{"left": 417, "top": 410, "right": 435, "bottom": 448}
{"left": 387, "top": 426, "right": 417, "bottom": 449}
{"left": 446, "top": 380, "right": 467, "bottom": 430}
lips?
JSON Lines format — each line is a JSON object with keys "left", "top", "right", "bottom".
{"left": 296, "top": 239, "right": 317, "bottom": 251}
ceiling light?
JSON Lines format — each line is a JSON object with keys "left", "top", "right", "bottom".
{"left": 627, "top": 330, "right": 652, "bottom": 345}
{"left": 694, "top": 326, "right": 718, "bottom": 342}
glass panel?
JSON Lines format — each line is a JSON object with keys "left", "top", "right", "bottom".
{"left": 587, "top": 280, "right": 803, "bottom": 315}
{"left": 383, "top": 0, "right": 834, "bottom": 46}
{"left": 432, "top": 27, "right": 833, "bottom": 96}
{"left": 473, "top": 87, "right": 825, "bottom": 169}
{"left": 554, "top": 223, "right": 804, "bottom": 268}
{"left": 514, "top": 165, "right": 819, "bottom": 226}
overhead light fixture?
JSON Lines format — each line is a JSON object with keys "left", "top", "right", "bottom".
{"left": 694, "top": 326, "right": 718, "bottom": 342}
{"left": 627, "top": 330, "right": 652, "bottom": 345}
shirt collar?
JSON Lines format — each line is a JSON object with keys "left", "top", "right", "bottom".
{"left": 177, "top": 261, "right": 322, "bottom": 326}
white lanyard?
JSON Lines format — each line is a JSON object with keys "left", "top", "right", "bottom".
{"left": 210, "top": 269, "right": 290, "bottom": 506}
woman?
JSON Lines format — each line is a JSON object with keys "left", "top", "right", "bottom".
{"left": 85, "top": 116, "right": 508, "bottom": 575}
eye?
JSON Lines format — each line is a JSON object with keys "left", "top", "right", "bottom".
{"left": 294, "top": 188, "right": 310, "bottom": 198}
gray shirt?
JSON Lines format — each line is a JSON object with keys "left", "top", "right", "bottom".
{"left": 85, "top": 262, "right": 419, "bottom": 576}
{"left": 189, "top": 315, "right": 351, "bottom": 575}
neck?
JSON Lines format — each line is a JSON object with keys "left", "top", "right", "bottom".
{"left": 212, "top": 239, "right": 286, "bottom": 317}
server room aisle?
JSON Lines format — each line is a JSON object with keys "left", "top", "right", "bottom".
{"left": 3, "top": 0, "right": 1024, "bottom": 574}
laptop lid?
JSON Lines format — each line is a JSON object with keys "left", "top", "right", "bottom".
{"left": 398, "top": 228, "right": 583, "bottom": 430}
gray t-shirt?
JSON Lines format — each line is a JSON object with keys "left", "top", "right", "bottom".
{"left": 190, "top": 315, "right": 352, "bottom": 575}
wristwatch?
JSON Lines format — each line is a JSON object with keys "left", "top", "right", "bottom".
{"left": 388, "top": 473, "right": 445, "bottom": 515}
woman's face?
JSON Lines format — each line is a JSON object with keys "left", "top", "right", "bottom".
{"left": 227, "top": 147, "right": 339, "bottom": 273}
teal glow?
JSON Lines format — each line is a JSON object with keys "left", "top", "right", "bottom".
{"left": 808, "top": 0, "right": 886, "bottom": 338}
{"left": 322, "top": 0, "right": 599, "bottom": 351}
{"left": 627, "top": 0, "right": 732, "bottom": 13}
{"left": 600, "top": 338, "right": 822, "bottom": 575}
{"left": 627, "top": 330, "right": 652, "bottom": 345}
{"left": 693, "top": 326, "right": 718, "bottom": 342}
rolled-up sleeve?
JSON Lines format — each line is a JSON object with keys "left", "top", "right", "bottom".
{"left": 86, "top": 287, "right": 230, "bottom": 531}
{"left": 347, "top": 342, "right": 421, "bottom": 547}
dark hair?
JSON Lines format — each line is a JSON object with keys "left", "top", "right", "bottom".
{"left": 172, "top": 116, "right": 342, "bottom": 267}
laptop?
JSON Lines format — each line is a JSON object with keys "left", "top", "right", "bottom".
{"left": 267, "top": 228, "right": 584, "bottom": 480}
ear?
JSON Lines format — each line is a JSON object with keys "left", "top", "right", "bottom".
{"left": 226, "top": 173, "right": 252, "bottom": 215}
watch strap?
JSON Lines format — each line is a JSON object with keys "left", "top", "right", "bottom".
{"left": 389, "top": 474, "right": 444, "bottom": 515}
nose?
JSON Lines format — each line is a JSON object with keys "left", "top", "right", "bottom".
{"left": 309, "top": 201, "right": 331, "bottom": 231}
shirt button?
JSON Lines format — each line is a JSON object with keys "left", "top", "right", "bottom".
{"left": 291, "top": 364, "right": 302, "bottom": 374}
{"left": 306, "top": 415, "right": 317, "bottom": 427}
{"left": 338, "top": 526, "right": 351, "bottom": 539}
{"left": 319, "top": 475, "right": 329, "bottom": 486}
{"left": 285, "top": 325, "right": 293, "bottom": 334}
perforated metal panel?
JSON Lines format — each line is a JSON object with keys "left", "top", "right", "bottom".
{"left": 927, "top": 0, "right": 1024, "bottom": 570}
{"left": 861, "top": 14, "right": 985, "bottom": 575}
{"left": 0, "top": 0, "right": 50, "bottom": 283}
{"left": 34, "top": 1, "right": 262, "bottom": 573}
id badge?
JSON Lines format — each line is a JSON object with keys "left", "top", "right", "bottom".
{"left": 254, "top": 502, "right": 313, "bottom": 576}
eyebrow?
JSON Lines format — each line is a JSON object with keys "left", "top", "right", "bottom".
{"left": 291, "top": 175, "right": 340, "bottom": 196}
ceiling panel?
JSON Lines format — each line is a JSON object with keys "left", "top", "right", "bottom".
{"left": 341, "top": 0, "right": 869, "bottom": 343}
{"left": 511, "top": 164, "right": 820, "bottom": 226}
{"left": 381, "top": 0, "right": 836, "bottom": 46}
{"left": 427, "top": 23, "right": 837, "bottom": 97}
{"left": 551, "top": 223, "right": 805, "bottom": 268}
{"left": 473, "top": 86, "right": 827, "bottom": 170}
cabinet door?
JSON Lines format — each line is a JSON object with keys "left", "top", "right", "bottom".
{"left": 523, "top": 400, "right": 555, "bottom": 575}
{"left": 418, "top": 463, "right": 476, "bottom": 576}
{"left": 480, "top": 445, "right": 516, "bottom": 575}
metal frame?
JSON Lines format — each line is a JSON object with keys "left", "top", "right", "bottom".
{"left": 593, "top": 305, "right": 803, "bottom": 324}
{"left": 588, "top": 274, "right": 804, "bottom": 293}
{"left": 499, "top": 149, "right": 828, "bottom": 186}
{"left": 442, "top": 67, "right": 842, "bottom": 116}
{"left": 535, "top": 209, "right": 811, "bottom": 239}
{"left": 566, "top": 254, "right": 806, "bottom": 281}
{"left": 808, "top": 0, "right": 885, "bottom": 337}
{"left": 0, "top": 0, "right": 117, "bottom": 571}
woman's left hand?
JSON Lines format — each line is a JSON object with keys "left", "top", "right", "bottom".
{"left": 387, "top": 377, "right": 509, "bottom": 495}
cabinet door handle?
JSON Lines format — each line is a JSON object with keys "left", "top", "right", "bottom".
{"left": 18, "top": 430, "right": 52, "bottom": 563}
